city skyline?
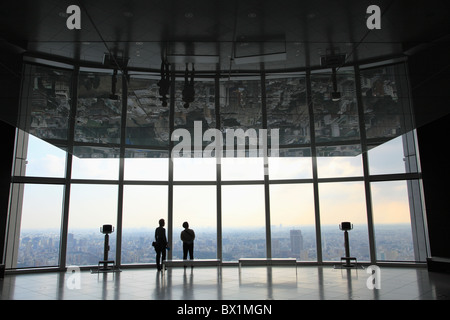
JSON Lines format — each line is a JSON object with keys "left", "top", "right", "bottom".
{"left": 17, "top": 223, "right": 415, "bottom": 268}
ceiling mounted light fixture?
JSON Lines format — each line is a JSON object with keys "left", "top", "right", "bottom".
{"left": 320, "top": 48, "right": 346, "bottom": 102}
{"left": 331, "top": 67, "right": 341, "bottom": 102}
{"left": 109, "top": 69, "right": 119, "bottom": 100}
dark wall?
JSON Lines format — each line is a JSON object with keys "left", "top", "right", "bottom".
{"left": 0, "top": 49, "right": 21, "bottom": 264}
{"left": 417, "top": 115, "right": 450, "bottom": 259}
{"left": 410, "top": 41, "right": 450, "bottom": 260}
{"left": 408, "top": 40, "right": 450, "bottom": 129}
{"left": 0, "top": 122, "right": 15, "bottom": 265}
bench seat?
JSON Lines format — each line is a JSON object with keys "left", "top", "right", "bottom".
{"left": 162, "top": 259, "right": 221, "bottom": 272}
{"left": 238, "top": 258, "right": 297, "bottom": 274}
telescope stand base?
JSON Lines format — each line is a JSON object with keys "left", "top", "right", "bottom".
{"left": 91, "top": 260, "right": 121, "bottom": 274}
{"left": 334, "top": 257, "right": 364, "bottom": 269}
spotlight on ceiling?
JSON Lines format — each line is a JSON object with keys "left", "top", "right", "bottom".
{"left": 109, "top": 69, "right": 119, "bottom": 100}
{"left": 320, "top": 49, "right": 346, "bottom": 102}
{"left": 331, "top": 91, "right": 341, "bottom": 102}
{"left": 331, "top": 67, "right": 341, "bottom": 102}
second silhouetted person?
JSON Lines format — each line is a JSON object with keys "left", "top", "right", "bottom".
{"left": 180, "top": 221, "right": 195, "bottom": 261}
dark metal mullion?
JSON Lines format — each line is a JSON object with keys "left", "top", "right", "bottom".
{"left": 354, "top": 64, "right": 377, "bottom": 264}
{"left": 306, "top": 69, "right": 323, "bottom": 264}
{"left": 59, "top": 65, "right": 79, "bottom": 270}
{"left": 167, "top": 63, "right": 175, "bottom": 260}
{"left": 215, "top": 69, "right": 222, "bottom": 262}
{"left": 261, "top": 68, "right": 271, "bottom": 259}
{"left": 115, "top": 72, "right": 128, "bottom": 267}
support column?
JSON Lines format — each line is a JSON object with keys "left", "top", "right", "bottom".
{"left": 306, "top": 69, "right": 323, "bottom": 264}
{"left": 215, "top": 70, "right": 222, "bottom": 261}
{"left": 261, "top": 68, "right": 271, "bottom": 259}
{"left": 354, "top": 64, "right": 377, "bottom": 264}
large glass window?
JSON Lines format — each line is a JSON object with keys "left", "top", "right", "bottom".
{"left": 173, "top": 186, "right": 217, "bottom": 259}
{"left": 121, "top": 185, "right": 168, "bottom": 264}
{"left": 6, "top": 60, "right": 427, "bottom": 270}
{"left": 370, "top": 181, "right": 415, "bottom": 261}
{"left": 318, "top": 182, "right": 370, "bottom": 262}
{"left": 269, "top": 184, "right": 316, "bottom": 261}
{"left": 16, "top": 184, "right": 64, "bottom": 268}
{"left": 222, "top": 185, "right": 266, "bottom": 261}
{"left": 66, "top": 184, "right": 118, "bottom": 266}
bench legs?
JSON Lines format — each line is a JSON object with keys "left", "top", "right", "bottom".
{"left": 161, "top": 260, "right": 221, "bottom": 275}
{"left": 239, "top": 261, "right": 298, "bottom": 278}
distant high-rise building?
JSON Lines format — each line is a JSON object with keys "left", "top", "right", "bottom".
{"left": 67, "top": 233, "right": 75, "bottom": 248}
{"left": 290, "top": 229, "right": 303, "bottom": 256}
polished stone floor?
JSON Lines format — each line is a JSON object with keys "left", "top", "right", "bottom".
{"left": 0, "top": 265, "right": 449, "bottom": 300}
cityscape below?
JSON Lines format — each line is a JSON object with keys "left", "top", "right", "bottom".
{"left": 17, "top": 224, "right": 415, "bottom": 268}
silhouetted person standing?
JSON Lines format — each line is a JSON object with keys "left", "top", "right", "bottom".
{"left": 181, "top": 221, "right": 195, "bottom": 261}
{"left": 155, "top": 219, "right": 168, "bottom": 271}
{"left": 182, "top": 63, "right": 195, "bottom": 108}
{"left": 158, "top": 60, "right": 170, "bottom": 107}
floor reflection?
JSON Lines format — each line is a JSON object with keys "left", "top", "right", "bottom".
{"left": 0, "top": 266, "right": 449, "bottom": 300}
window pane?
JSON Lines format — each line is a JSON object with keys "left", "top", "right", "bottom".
{"left": 75, "top": 71, "right": 122, "bottom": 144}
{"left": 173, "top": 186, "right": 217, "bottom": 259}
{"left": 17, "top": 184, "right": 64, "bottom": 268}
{"left": 311, "top": 71, "right": 359, "bottom": 142}
{"left": 220, "top": 79, "right": 262, "bottom": 133}
{"left": 20, "top": 64, "right": 72, "bottom": 141}
{"left": 20, "top": 132, "right": 67, "bottom": 178}
{"left": 71, "top": 146, "right": 120, "bottom": 180}
{"left": 368, "top": 135, "right": 406, "bottom": 175}
{"left": 319, "top": 182, "right": 369, "bottom": 262}
{"left": 270, "top": 184, "right": 316, "bottom": 261}
{"left": 124, "top": 149, "right": 169, "bottom": 181}
{"left": 221, "top": 157, "right": 264, "bottom": 181}
{"left": 316, "top": 144, "right": 363, "bottom": 178}
{"left": 269, "top": 148, "right": 312, "bottom": 179}
{"left": 222, "top": 185, "right": 266, "bottom": 261}
{"left": 126, "top": 77, "right": 170, "bottom": 146}
{"left": 121, "top": 185, "right": 168, "bottom": 264}
{"left": 360, "top": 64, "right": 410, "bottom": 139}
{"left": 173, "top": 157, "right": 216, "bottom": 181}
{"left": 67, "top": 184, "right": 118, "bottom": 266}
{"left": 174, "top": 78, "right": 216, "bottom": 144}
{"left": 371, "top": 181, "right": 415, "bottom": 261}
{"left": 265, "top": 75, "right": 310, "bottom": 144}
